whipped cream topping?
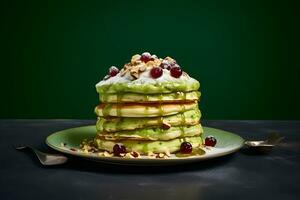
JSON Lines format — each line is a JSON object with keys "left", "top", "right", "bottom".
{"left": 96, "top": 53, "right": 198, "bottom": 87}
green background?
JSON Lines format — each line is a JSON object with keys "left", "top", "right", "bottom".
{"left": 1, "top": 0, "right": 299, "bottom": 119}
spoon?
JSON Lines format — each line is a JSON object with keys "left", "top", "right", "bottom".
{"left": 244, "top": 133, "right": 284, "bottom": 152}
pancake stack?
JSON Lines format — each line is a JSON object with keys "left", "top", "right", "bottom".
{"left": 94, "top": 52, "right": 203, "bottom": 156}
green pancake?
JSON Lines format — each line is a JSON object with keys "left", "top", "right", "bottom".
{"left": 94, "top": 135, "right": 203, "bottom": 154}
{"left": 97, "top": 124, "right": 202, "bottom": 141}
{"left": 95, "top": 102, "right": 198, "bottom": 117}
{"left": 99, "top": 91, "right": 200, "bottom": 103}
{"left": 96, "top": 79, "right": 200, "bottom": 94}
{"left": 97, "top": 109, "right": 201, "bottom": 132}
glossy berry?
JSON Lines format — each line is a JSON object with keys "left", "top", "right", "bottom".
{"left": 113, "top": 144, "right": 126, "bottom": 156}
{"left": 140, "top": 52, "right": 154, "bottom": 63}
{"left": 180, "top": 142, "right": 193, "bottom": 154}
{"left": 205, "top": 136, "right": 217, "bottom": 147}
{"left": 150, "top": 67, "right": 163, "bottom": 79}
{"left": 109, "top": 66, "right": 119, "bottom": 77}
{"left": 170, "top": 66, "right": 182, "bottom": 78}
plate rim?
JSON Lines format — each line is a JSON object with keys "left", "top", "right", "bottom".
{"left": 46, "top": 125, "right": 245, "bottom": 163}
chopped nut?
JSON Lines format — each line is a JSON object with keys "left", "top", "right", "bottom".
{"left": 139, "top": 65, "right": 146, "bottom": 72}
{"left": 131, "top": 72, "right": 139, "bottom": 79}
{"left": 130, "top": 66, "right": 140, "bottom": 74}
{"left": 123, "top": 153, "right": 133, "bottom": 158}
{"left": 83, "top": 149, "right": 89, "bottom": 154}
{"left": 156, "top": 153, "right": 169, "bottom": 159}
{"left": 165, "top": 56, "right": 174, "bottom": 61}
{"left": 146, "top": 61, "right": 155, "bottom": 67}
{"left": 120, "top": 68, "right": 128, "bottom": 76}
{"left": 131, "top": 54, "right": 141, "bottom": 63}
{"left": 119, "top": 153, "right": 126, "bottom": 157}
{"left": 147, "top": 152, "right": 156, "bottom": 158}
{"left": 165, "top": 150, "right": 171, "bottom": 157}
{"left": 98, "top": 152, "right": 105, "bottom": 156}
{"left": 161, "top": 122, "right": 171, "bottom": 130}
{"left": 152, "top": 54, "right": 158, "bottom": 59}
{"left": 124, "top": 63, "right": 131, "bottom": 70}
{"left": 103, "top": 151, "right": 113, "bottom": 157}
{"left": 153, "top": 58, "right": 162, "bottom": 66}
{"left": 130, "top": 151, "right": 140, "bottom": 158}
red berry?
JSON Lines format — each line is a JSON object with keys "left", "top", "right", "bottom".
{"left": 150, "top": 67, "right": 163, "bottom": 79}
{"left": 109, "top": 66, "right": 119, "bottom": 77}
{"left": 180, "top": 142, "right": 193, "bottom": 154}
{"left": 205, "top": 136, "right": 217, "bottom": 147}
{"left": 170, "top": 66, "right": 182, "bottom": 78}
{"left": 141, "top": 52, "right": 154, "bottom": 63}
{"left": 113, "top": 144, "right": 126, "bottom": 156}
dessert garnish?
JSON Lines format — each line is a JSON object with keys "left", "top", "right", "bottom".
{"left": 170, "top": 66, "right": 182, "bottom": 78}
{"left": 180, "top": 142, "right": 193, "bottom": 154}
{"left": 150, "top": 67, "right": 163, "bottom": 78}
{"left": 113, "top": 143, "right": 126, "bottom": 156}
{"left": 205, "top": 136, "right": 217, "bottom": 147}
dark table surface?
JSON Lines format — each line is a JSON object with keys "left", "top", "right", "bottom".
{"left": 0, "top": 120, "right": 299, "bottom": 200}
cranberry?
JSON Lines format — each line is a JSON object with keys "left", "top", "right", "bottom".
{"left": 109, "top": 66, "right": 119, "bottom": 77}
{"left": 141, "top": 52, "right": 154, "bottom": 63}
{"left": 150, "top": 67, "right": 163, "bottom": 79}
{"left": 170, "top": 66, "right": 182, "bottom": 78}
{"left": 180, "top": 142, "right": 193, "bottom": 154}
{"left": 205, "top": 136, "right": 217, "bottom": 147}
{"left": 160, "top": 60, "right": 171, "bottom": 70}
{"left": 113, "top": 143, "right": 126, "bottom": 156}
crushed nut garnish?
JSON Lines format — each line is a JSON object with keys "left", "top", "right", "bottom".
{"left": 161, "top": 122, "right": 171, "bottom": 130}
{"left": 131, "top": 54, "right": 141, "bottom": 63}
{"left": 165, "top": 150, "right": 171, "bottom": 157}
{"left": 130, "top": 151, "right": 140, "bottom": 158}
{"left": 156, "top": 153, "right": 169, "bottom": 159}
{"left": 103, "top": 151, "right": 113, "bottom": 157}
{"left": 119, "top": 54, "right": 162, "bottom": 79}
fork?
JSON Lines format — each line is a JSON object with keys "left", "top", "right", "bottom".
{"left": 13, "top": 144, "right": 68, "bottom": 165}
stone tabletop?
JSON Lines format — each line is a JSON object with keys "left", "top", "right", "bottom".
{"left": 0, "top": 120, "right": 299, "bottom": 200}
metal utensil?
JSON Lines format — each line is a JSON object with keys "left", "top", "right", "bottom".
{"left": 14, "top": 145, "right": 68, "bottom": 165}
{"left": 244, "top": 133, "right": 284, "bottom": 152}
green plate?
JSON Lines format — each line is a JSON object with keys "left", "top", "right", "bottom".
{"left": 46, "top": 125, "right": 244, "bottom": 165}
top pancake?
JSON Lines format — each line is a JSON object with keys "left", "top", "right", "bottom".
{"left": 96, "top": 54, "right": 200, "bottom": 94}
